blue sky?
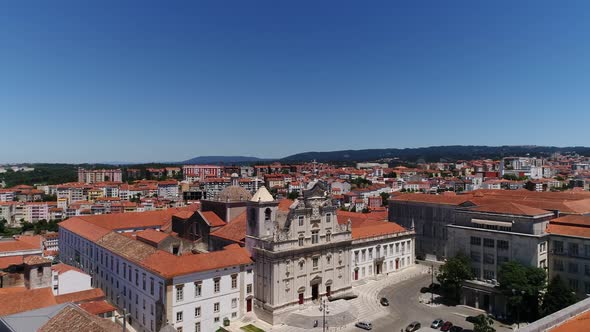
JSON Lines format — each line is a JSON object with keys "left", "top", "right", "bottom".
{"left": 1, "top": 1, "right": 589, "bottom": 163}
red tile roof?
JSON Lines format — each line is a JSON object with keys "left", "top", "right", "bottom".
{"left": 549, "top": 309, "right": 590, "bottom": 332}
{"left": 337, "top": 210, "right": 407, "bottom": 240}
{"left": 59, "top": 218, "right": 111, "bottom": 242}
{"left": 0, "top": 287, "right": 57, "bottom": 315}
{"left": 55, "top": 288, "right": 105, "bottom": 304}
{"left": 469, "top": 202, "right": 552, "bottom": 217}
{"left": 0, "top": 237, "right": 41, "bottom": 253}
{"left": 0, "top": 255, "right": 24, "bottom": 269}
{"left": 200, "top": 211, "right": 226, "bottom": 227}
{"left": 78, "top": 300, "right": 116, "bottom": 315}
{"left": 52, "top": 263, "right": 86, "bottom": 275}
{"left": 136, "top": 229, "right": 170, "bottom": 245}
{"left": 210, "top": 211, "right": 247, "bottom": 244}
{"left": 38, "top": 304, "right": 120, "bottom": 332}
{"left": 140, "top": 245, "right": 252, "bottom": 278}
{"left": 23, "top": 255, "right": 52, "bottom": 265}
{"left": 278, "top": 199, "right": 294, "bottom": 212}
{"left": 547, "top": 215, "right": 590, "bottom": 238}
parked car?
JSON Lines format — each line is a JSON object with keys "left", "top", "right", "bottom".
{"left": 431, "top": 319, "right": 444, "bottom": 329}
{"left": 406, "top": 321, "right": 421, "bottom": 332}
{"left": 380, "top": 297, "right": 389, "bottom": 306}
{"left": 355, "top": 321, "right": 372, "bottom": 330}
{"left": 441, "top": 321, "right": 453, "bottom": 331}
{"left": 450, "top": 326, "right": 463, "bottom": 332}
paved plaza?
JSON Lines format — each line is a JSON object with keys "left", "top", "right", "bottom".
{"left": 227, "top": 263, "right": 513, "bottom": 332}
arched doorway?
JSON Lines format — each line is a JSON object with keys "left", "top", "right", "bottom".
{"left": 310, "top": 275, "right": 322, "bottom": 301}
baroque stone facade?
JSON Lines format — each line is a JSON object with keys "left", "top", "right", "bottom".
{"left": 245, "top": 183, "right": 352, "bottom": 324}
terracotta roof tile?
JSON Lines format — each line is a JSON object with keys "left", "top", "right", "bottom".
{"left": 549, "top": 309, "right": 590, "bottom": 332}
{"left": 200, "top": 211, "right": 226, "bottom": 227}
{"left": 78, "top": 300, "right": 116, "bottom": 315}
{"left": 210, "top": 211, "right": 247, "bottom": 244}
{"left": 52, "top": 263, "right": 86, "bottom": 275}
{"left": 141, "top": 245, "right": 252, "bottom": 278}
{"left": 0, "top": 255, "right": 24, "bottom": 269}
{"left": 136, "top": 229, "right": 170, "bottom": 245}
{"left": 0, "top": 287, "right": 57, "bottom": 315}
{"left": 55, "top": 288, "right": 105, "bottom": 304}
{"left": 23, "top": 255, "right": 52, "bottom": 265}
{"left": 38, "top": 304, "right": 120, "bottom": 332}
{"left": 0, "top": 237, "right": 41, "bottom": 253}
{"left": 59, "top": 218, "right": 111, "bottom": 242}
{"left": 469, "top": 202, "right": 552, "bottom": 217}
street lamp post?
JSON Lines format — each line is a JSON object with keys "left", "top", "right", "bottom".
{"left": 431, "top": 264, "right": 435, "bottom": 304}
{"left": 511, "top": 289, "right": 525, "bottom": 329}
{"left": 319, "top": 297, "right": 329, "bottom": 332}
{"left": 116, "top": 295, "right": 130, "bottom": 332}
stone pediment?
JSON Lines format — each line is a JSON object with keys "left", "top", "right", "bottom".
{"left": 303, "top": 182, "right": 327, "bottom": 199}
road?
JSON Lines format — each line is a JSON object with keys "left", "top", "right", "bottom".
{"left": 365, "top": 274, "right": 510, "bottom": 332}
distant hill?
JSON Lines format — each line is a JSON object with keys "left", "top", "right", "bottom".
{"left": 281, "top": 145, "right": 590, "bottom": 163}
{"left": 181, "top": 156, "right": 273, "bottom": 165}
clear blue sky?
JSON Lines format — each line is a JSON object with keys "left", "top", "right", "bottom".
{"left": 2, "top": 1, "right": 589, "bottom": 163}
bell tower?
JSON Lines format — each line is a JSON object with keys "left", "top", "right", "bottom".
{"left": 246, "top": 186, "right": 278, "bottom": 254}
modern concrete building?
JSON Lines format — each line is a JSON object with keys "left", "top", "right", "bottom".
{"left": 546, "top": 215, "right": 590, "bottom": 298}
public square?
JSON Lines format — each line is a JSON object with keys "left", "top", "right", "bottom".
{"left": 229, "top": 264, "right": 513, "bottom": 332}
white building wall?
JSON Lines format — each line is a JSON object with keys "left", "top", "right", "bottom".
{"left": 351, "top": 236, "right": 414, "bottom": 281}
{"left": 171, "top": 264, "right": 254, "bottom": 332}
{"left": 53, "top": 270, "right": 92, "bottom": 295}
{"left": 59, "top": 227, "right": 255, "bottom": 332}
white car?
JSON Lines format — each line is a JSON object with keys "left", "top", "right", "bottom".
{"left": 355, "top": 321, "right": 373, "bottom": 330}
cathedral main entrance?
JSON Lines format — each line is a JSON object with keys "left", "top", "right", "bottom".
{"left": 311, "top": 284, "right": 319, "bottom": 301}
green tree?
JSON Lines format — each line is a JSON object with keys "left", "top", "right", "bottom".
{"left": 380, "top": 192, "right": 390, "bottom": 206}
{"left": 497, "top": 261, "right": 546, "bottom": 322}
{"left": 541, "top": 275, "right": 577, "bottom": 316}
{"left": 287, "top": 191, "right": 299, "bottom": 200}
{"left": 436, "top": 253, "right": 474, "bottom": 303}
{"left": 21, "top": 221, "right": 34, "bottom": 233}
{"left": 472, "top": 314, "right": 496, "bottom": 332}
{"left": 0, "top": 218, "right": 6, "bottom": 234}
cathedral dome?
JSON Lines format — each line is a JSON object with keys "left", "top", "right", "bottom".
{"left": 218, "top": 185, "right": 252, "bottom": 202}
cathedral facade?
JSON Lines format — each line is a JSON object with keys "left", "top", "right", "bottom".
{"left": 245, "top": 182, "right": 353, "bottom": 324}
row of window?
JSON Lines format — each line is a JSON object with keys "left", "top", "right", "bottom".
{"left": 470, "top": 237, "right": 509, "bottom": 250}
{"left": 297, "top": 213, "right": 332, "bottom": 226}
{"left": 553, "top": 260, "right": 590, "bottom": 275}
{"left": 175, "top": 275, "right": 239, "bottom": 302}
{"left": 353, "top": 241, "right": 412, "bottom": 263}
{"left": 176, "top": 299, "right": 239, "bottom": 323}
{"left": 553, "top": 241, "right": 590, "bottom": 257}
{"left": 298, "top": 229, "right": 332, "bottom": 246}
{"left": 63, "top": 230, "right": 163, "bottom": 299}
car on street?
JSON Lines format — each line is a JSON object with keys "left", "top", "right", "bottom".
{"left": 405, "top": 321, "right": 421, "bottom": 332}
{"left": 441, "top": 321, "right": 453, "bottom": 331}
{"left": 450, "top": 326, "right": 463, "bottom": 332}
{"left": 380, "top": 297, "right": 389, "bottom": 306}
{"left": 355, "top": 321, "right": 372, "bottom": 330}
{"left": 431, "top": 319, "right": 444, "bottom": 329}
